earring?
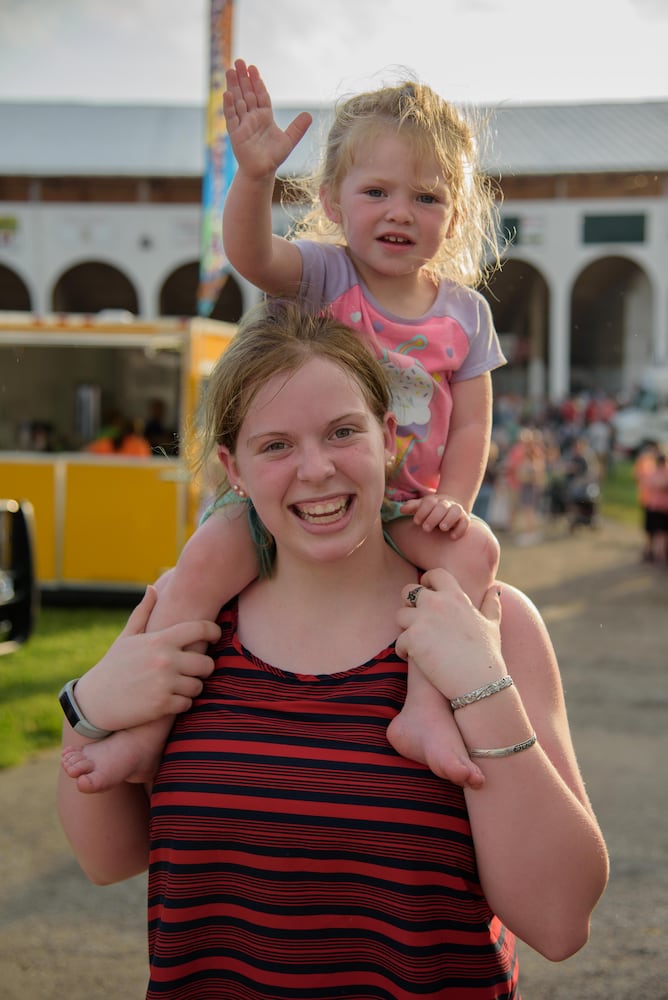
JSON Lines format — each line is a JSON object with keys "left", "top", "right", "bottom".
{"left": 386, "top": 455, "right": 396, "bottom": 469}
{"left": 232, "top": 483, "right": 247, "bottom": 498}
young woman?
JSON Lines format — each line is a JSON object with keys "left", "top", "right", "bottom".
{"left": 58, "top": 302, "right": 608, "bottom": 999}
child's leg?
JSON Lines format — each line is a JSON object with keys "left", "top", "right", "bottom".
{"left": 62, "top": 505, "right": 258, "bottom": 793}
{"left": 385, "top": 517, "right": 499, "bottom": 786}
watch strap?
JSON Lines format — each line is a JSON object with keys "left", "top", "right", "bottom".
{"left": 58, "top": 678, "right": 113, "bottom": 740}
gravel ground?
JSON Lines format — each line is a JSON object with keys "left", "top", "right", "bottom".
{"left": 1, "top": 517, "right": 666, "bottom": 999}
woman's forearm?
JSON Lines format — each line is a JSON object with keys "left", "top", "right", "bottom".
{"left": 398, "top": 574, "right": 608, "bottom": 958}
{"left": 57, "top": 722, "right": 151, "bottom": 885}
{"left": 454, "top": 587, "right": 609, "bottom": 959}
{"left": 459, "top": 696, "right": 609, "bottom": 959}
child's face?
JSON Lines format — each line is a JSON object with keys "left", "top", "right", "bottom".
{"left": 322, "top": 130, "right": 454, "bottom": 282}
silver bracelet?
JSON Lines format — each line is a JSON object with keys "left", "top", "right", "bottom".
{"left": 468, "top": 732, "right": 537, "bottom": 759}
{"left": 450, "top": 674, "right": 513, "bottom": 711}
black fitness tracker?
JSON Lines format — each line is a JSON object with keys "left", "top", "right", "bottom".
{"left": 58, "top": 678, "right": 113, "bottom": 740}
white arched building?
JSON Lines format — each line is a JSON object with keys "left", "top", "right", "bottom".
{"left": 1, "top": 99, "right": 667, "bottom": 401}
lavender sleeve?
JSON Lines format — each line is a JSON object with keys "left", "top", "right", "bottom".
{"left": 294, "top": 240, "right": 353, "bottom": 308}
{"left": 449, "top": 288, "right": 507, "bottom": 382}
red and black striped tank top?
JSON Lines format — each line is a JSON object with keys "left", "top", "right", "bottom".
{"left": 148, "top": 600, "right": 519, "bottom": 999}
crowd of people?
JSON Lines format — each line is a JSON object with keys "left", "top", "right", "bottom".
{"left": 474, "top": 391, "right": 615, "bottom": 544}
{"left": 479, "top": 391, "right": 668, "bottom": 563}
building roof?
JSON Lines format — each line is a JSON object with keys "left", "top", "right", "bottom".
{"left": 2, "top": 99, "right": 667, "bottom": 179}
{"left": 485, "top": 101, "right": 668, "bottom": 175}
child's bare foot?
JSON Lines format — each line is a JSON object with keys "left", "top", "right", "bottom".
{"left": 387, "top": 667, "right": 484, "bottom": 787}
{"left": 61, "top": 728, "right": 162, "bottom": 794}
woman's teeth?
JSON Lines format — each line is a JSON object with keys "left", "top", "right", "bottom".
{"left": 295, "top": 498, "right": 348, "bottom": 524}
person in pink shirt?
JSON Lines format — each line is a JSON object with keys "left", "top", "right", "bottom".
{"left": 642, "top": 449, "right": 668, "bottom": 565}
{"left": 62, "top": 60, "right": 506, "bottom": 793}
{"left": 634, "top": 442, "right": 660, "bottom": 562}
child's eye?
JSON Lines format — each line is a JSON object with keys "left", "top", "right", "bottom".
{"left": 365, "top": 188, "right": 384, "bottom": 198}
{"left": 417, "top": 193, "right": 437, "bottom": 204}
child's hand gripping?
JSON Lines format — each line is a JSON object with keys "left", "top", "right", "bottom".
{"left": 400, "top": 494, "right": 471, "bottom": 540}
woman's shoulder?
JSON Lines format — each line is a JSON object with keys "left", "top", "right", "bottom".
{"left": 498, "top": 583, "right": 556, "bottom": 675}
{"left": 499, "top": 582, "right": 543, "bottom": 626}
{"left": 498, "top": 582, "right": 564, "bottom": 712}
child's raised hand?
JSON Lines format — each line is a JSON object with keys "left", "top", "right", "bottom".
{"left": 400, "top": 494, "right": 471, "bottom": 539}
{"left": 224, "top": 59, "right": 312, "bottom": 178}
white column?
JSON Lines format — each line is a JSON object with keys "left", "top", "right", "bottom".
{"left": 654, "top": 279, "right": 668, "bottom": 364}
{"left": 548, "top": 283, "right": 570, "bottom": 401}
{"left": 527, "top": 282, "right": 546, "bottom": 399}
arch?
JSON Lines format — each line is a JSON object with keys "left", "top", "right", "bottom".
{"left": 159, "top": 262, "right": 243, "bottom": 322}
{"left": 482, "top": 259, "right": 550, "bottom": 399}
{"left": 51, "top": 261, "right": 139, "bottom": 314}
{"left": 570, "top": 256, "right": 652, "bottom": 394}
{"left": 0, "top": 264, "right": 32, "bottom": 310}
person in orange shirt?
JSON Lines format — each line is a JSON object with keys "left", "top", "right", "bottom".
{"left": 85, "top": 417, "right": 151, "bottom": 458}
{"left": 633, "top": 442, "right": 660, "bottom": 562}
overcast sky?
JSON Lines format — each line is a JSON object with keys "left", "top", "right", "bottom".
{"left": 1, "top": 0, "right": 667, "bottom": 108}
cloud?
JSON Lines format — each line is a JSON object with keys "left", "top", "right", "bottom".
{"left": 630, "top": 0, "right": 668, "bottom": 16}
{"left": 0, "top": 0, "right": 208, "bottom": 103}
{"left": 0, "top": 0, "right": 666, "bottom": 106}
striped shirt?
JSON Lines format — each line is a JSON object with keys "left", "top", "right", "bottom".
{"left": 148, "top": 600, "right": 519, "bottom": 999}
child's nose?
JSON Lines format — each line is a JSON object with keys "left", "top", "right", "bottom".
{"left": 386, "top": 194, "right": 413, "bottom": 223}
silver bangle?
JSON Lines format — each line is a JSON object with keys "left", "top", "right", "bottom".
{"left": 468, "top": 732, "right": 537, "bottom": 758}
{"left": 450, "top": 675, "right": 513, "bottom": 711}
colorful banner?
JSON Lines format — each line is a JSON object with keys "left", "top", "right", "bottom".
{"left": 197, "top": 0, "right": 235, "bottom": 317}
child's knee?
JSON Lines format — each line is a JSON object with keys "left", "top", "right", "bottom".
{"left": 468, "top": 517, "right": 500, "bottom": 579}
{"left": 443, "top": 518, "right": 500, "bottom": 603}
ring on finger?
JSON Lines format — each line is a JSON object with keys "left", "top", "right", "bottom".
{"left": 406, "top": 585, "right": 424, "bottom": 608}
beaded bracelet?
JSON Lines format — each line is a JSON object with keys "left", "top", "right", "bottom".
{"left": 467, "top": 732, "right": 537, "bottom": 759}
{"left": 450, "top": 674, "right": 513, "bottom": 711}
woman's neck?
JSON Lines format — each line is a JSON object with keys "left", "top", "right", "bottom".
{"left": 237, "top": 535, "right": 417, "bottom": 674}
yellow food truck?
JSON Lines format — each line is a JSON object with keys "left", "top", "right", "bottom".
{"left": 0, "top": 311, "right": 236, "bottom": 595}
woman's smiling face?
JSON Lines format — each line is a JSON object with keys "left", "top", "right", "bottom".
{"left": 219, "top": 356, "right": 396, "bottom": 566}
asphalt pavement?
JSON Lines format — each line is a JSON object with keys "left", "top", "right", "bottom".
{"left": 1, "top": 516, "right": 666, "bottom": 999}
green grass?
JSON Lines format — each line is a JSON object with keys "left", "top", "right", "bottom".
{"left": 0, "top": 462, "right": 641, "bottom": 771}
{"left": 0, "top": 605, "right": 130, "bottom": 769}
{"left": 600, "top": 459, "right": 639, "bottom": 527}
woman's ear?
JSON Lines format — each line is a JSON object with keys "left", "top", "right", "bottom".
{"left": 217, "top": 445, "right": 243, "bottom": 491}
{"left": 320, "top": 184, "right": 342, "bottom": 224}
{"left": 383, "top": 411, "right": 398, "bottom": 456}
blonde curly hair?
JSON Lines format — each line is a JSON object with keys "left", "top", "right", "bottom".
{"left": 284, "top": 77, "right": 502, "bottom": 288}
